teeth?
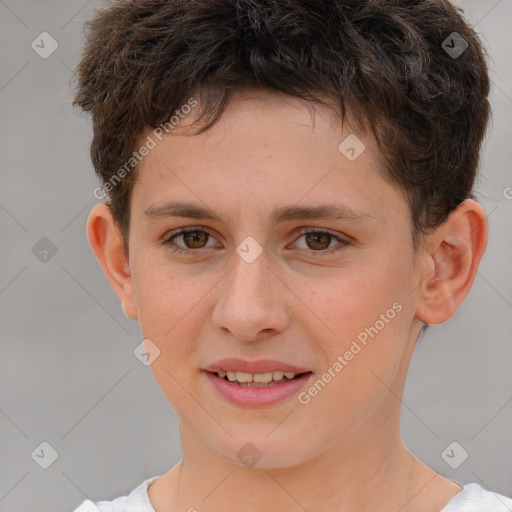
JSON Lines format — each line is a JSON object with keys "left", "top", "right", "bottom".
{"left": 216, "top": 370, "right": 299, "bottom": 383}
{"left": 236, "top": 371, "right": 253, "bottom": 383}
{"left": 253, "top": 372, "right": 273, "bottom": 383}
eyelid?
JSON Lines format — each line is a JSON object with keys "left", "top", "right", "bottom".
{"left": 162, "top": 225, "right": 220, "bottom": 246}
{"left": 290, "top": 226, "right": 351, "bottom": 252}
{"left": 294, "top": 226, "right": 350, "bottom": 240}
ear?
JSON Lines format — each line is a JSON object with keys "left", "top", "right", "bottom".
{"left": 415, "top": 199, "right": 488, "bottom": 325}
{"left": 86, "top": 203, "right": 138, "bottom": 320}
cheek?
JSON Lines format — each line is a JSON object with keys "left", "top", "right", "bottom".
{"left": 134, "top": 257, "right": 195, "bottom": 324}
{"left": 296, "top": 257, "right": 411, "bottom": 411}
{"left": 304, "top": 258, "right": 407, "bottom": 343}
{"left": 132, "top": 263, "right": 209, "bottom": 415}
{"left": 132, "top": 260, "right": 208, "bottom": 365}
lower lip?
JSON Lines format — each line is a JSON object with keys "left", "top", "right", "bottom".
{"left": 204, "top": 371, "right": 313, "bottom": 407}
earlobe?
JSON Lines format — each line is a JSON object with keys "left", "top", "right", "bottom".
{"left": 415, "top": 199, "right": 488, "bottom": 325}
{"left": 86, "top": 203, "right": 138, "bottom": 320}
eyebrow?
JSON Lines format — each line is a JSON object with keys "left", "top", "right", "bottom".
{"left": 142, "top": 201, "right": 377, "bottom": 227}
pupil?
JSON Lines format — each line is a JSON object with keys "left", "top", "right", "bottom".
{"left": 306, "top": 233, "right": 330, "bottom": 250}
{"left": 185, "top": 231, "right": 207, "bottom": 248}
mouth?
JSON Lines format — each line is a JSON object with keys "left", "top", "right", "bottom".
{"left": 204, "top": 368, "right": 313, "bottom": 407}
{"left": 203, "top": 358, "right": 313, "bottom": 406}
{"left": 208, "top": 370, "right": 312, "bottom": 387}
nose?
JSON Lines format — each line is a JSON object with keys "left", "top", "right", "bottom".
{"left": 211, "top": 247, "right": 290, "bottom": 343}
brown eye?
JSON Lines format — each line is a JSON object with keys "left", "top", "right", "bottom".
{"left": 163, "top": 227, "right": 217, "bottom": 255}
{"left": 292, "top": 228, "right": 350, "bottom": 254}
{"left": 182, "top": 230, "right": 209, "bottom": 249}
{"left": 305, "top": 232, "right": 332, "bottom": 251}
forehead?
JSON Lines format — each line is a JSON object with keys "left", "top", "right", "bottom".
{"left": 131, "top": 90, "right": 405, "bottom": 227}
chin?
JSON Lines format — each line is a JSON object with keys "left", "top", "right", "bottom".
{"left": 211, "top": 432, "right": 313, "bottom": 470}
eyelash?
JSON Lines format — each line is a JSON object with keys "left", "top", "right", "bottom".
{"left": 162, "top": 226, "right": 350, "bottom": 256}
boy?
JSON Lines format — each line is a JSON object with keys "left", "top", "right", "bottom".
{"left": 72, "top": 0, "right": 512, "bottom": 510}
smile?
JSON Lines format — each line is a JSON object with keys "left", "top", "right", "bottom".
{"left": 213, "top": 370, "right": 307, "bottom": 387}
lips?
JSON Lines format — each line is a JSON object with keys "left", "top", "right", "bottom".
{"left": 203, "top": 358, "right": 313, "bottom": 406}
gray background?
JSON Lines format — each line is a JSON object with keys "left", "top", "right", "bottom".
{"left": 0, "top": 1, "right": 511, "bottom": 510}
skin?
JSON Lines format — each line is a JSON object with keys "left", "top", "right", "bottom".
{"left": 87, "top": 89, "right": 488, "bottom": 512}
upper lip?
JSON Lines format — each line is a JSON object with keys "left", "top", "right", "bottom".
{"left": 204, "top": 358, "right": 311, "bottom": 374}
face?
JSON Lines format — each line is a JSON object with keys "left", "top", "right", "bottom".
{"left": 125, "top": 89, "right": 424, "bottom": 468}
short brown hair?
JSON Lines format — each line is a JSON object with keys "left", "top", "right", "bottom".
{"left": 73, "top": 0, "right": 491, "bottom": 255}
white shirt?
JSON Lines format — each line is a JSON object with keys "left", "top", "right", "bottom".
{"left": 73, "top": 476, "right": 512, "bottom": 511}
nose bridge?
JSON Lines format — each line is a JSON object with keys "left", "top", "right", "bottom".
{"left": 212, "top": 241, "right": 288, "bottom": 340}
{"left": 229, "top": 244, "right": 272, "bottom": 308}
